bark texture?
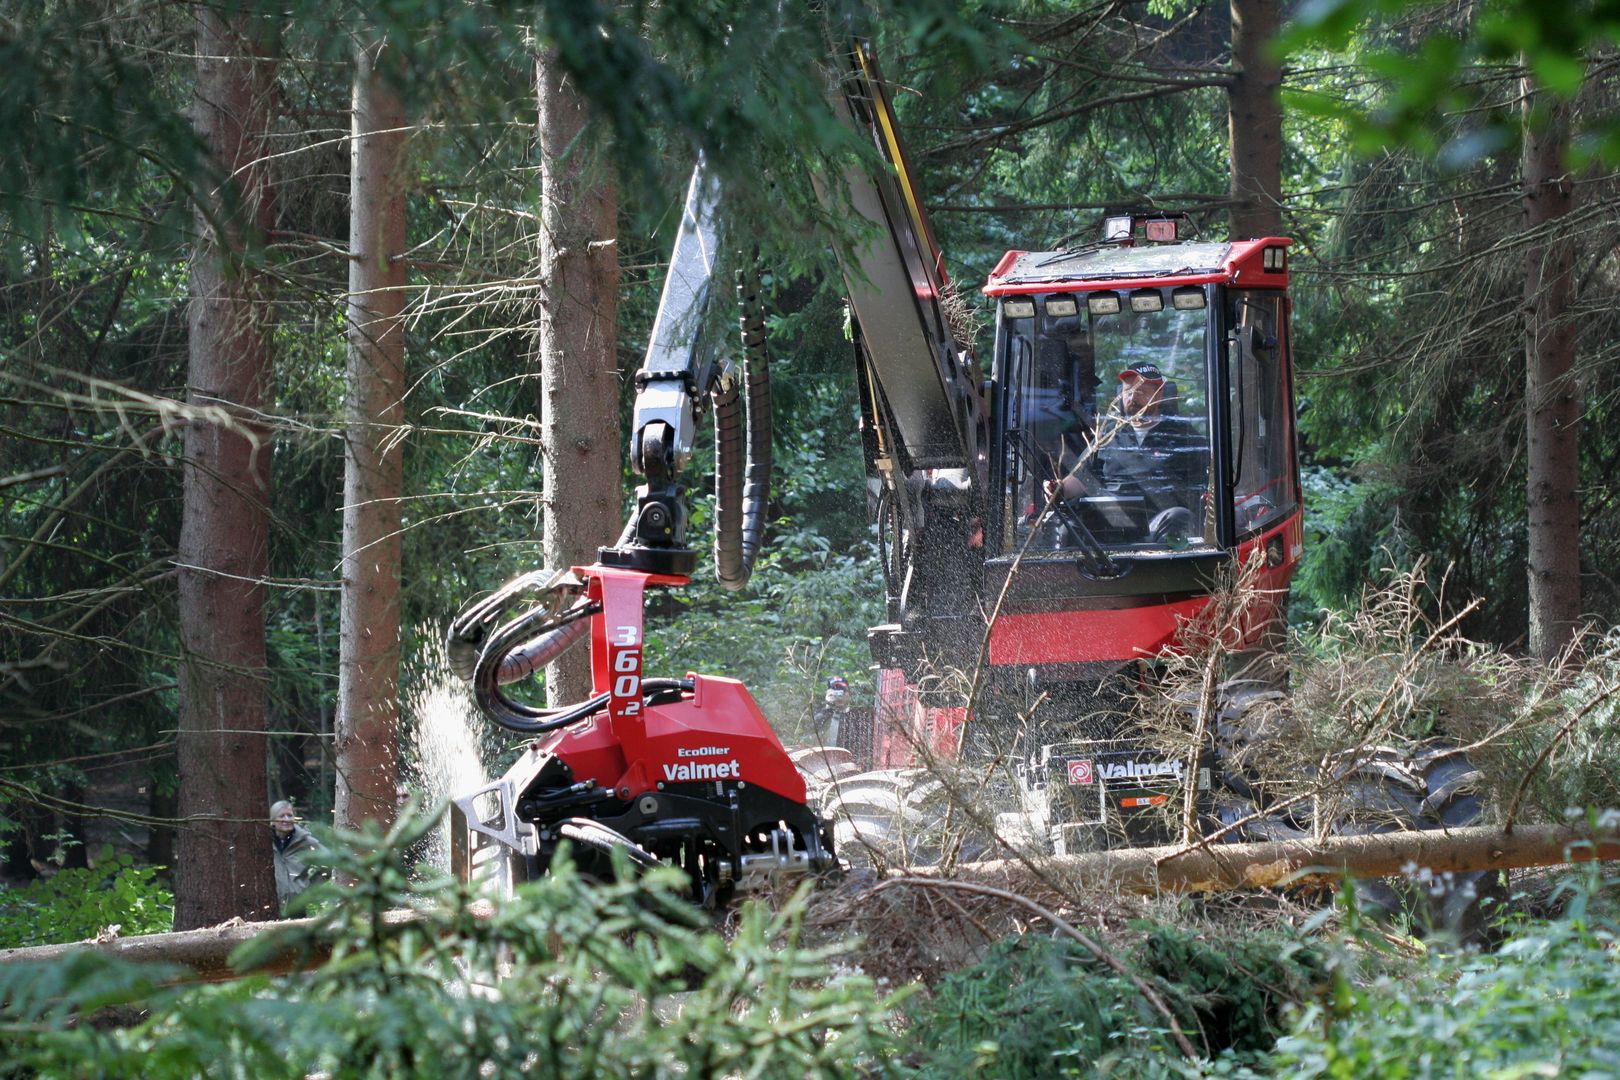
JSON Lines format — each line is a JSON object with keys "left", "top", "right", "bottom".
{"left": 921, "top": 822, "right": 1620, "bottom": 897}
{"left": 335, "top": 40, "right": 408, "bottom": 830}
{"left": 1522, "top": 80, "right": 1582, "bottom": 662}
{"left": 536, "top": 52, "right": 621, "bottom": 705}
{"left": 1227, "top": 0, "right": 1284, "bottom": 239}
{"left": 0, "top": 902, "right": 495, "bottom": 984}
{"left": 175, "top": 9, "right": 279, "bottom": 930}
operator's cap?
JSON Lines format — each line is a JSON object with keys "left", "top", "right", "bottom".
{"left": 1118, "top": 362, "right": 1165, "bottom": 384}
{"left": 827, "top": 676, "right": 849, "bottom": 692}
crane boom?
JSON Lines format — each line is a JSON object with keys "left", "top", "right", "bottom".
{"left": 821, "top": 39, "right": 983, "bottom": 476}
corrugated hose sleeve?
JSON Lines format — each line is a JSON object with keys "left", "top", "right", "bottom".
{"left": 495, "top": 616, "right": 589, "bottom": 685}
{"left": 740, "top": 277, "right": 772, "bottom": 575}
{"left": 712, "top": 371, "right": 746, "bottom": 587}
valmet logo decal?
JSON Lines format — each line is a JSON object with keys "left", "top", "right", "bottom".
{"left": 664, "top": 746, "right": 739, "bottom": 782}
{"left": 1100, "top": 759, "right": 1185, "bottom": 782}
{"left": 1068, "top": 758, "right": 1184, "bottom": 785}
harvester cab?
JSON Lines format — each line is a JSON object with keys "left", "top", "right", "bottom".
{"left": 979, "top": 213, "right": 1301, "bottom": 668}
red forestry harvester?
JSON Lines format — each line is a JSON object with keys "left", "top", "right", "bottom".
{"left": 445, "top": 35, "right": 1304, "bottom": 900}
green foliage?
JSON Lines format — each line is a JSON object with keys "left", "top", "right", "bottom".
{"left": 1290, "top": 467, "right": 1409, "bottom": 623}
{"left": 1, "top": 807, "right": 899, "bottom": 1079}
{"left": 0, "top": 848, "right": 173, "bottom": 948}
{"left": 1280, "top": 0, "right": 1620, "bottom": 165}
{"left": 1132, "top": 923, "right": 1328, "bottom": 1061}
{"left": 0, "top": 0, "right": 202, "bottom": 257}
{"left": 1277, "top": 20, "right": 1620, "bottom": 643}
{"left": 900, "top": 1, "right": 1229, "bottom": 281}
{"left": 532, "top": 0, "right": 1008, "bottom": 236}
{"left": 902, "top": 924, "right": 1326, "bottom": 1078}
{"left": 1268, "top": 868, "right": 1620, "bottom": 1078}
{"left": 0, "top": 950, "right": 185, "bottom": 1039}
{"left": 1483, "top": 630, "right": 1620, "bottom": 820}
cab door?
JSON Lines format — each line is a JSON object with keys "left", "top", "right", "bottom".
{"left": 1222, "top": 289, "right": 1301, "bottom": 541}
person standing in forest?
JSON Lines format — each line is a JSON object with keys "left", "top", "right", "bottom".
{"left": 813, "top": 677, "right": 853, "bottom": 747}
{"left": 270, "top": 800, "right": 321, "bottom": 915}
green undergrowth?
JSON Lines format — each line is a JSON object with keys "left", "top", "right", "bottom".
{"left": 0, "top": 809, "right": 897, "bottom": 1080}
{"left": 1264, "top": 866, "right": 1620, "bottom": 1079}
{"left": 900, "top": 920, "right": 1329, "bottom": 1078}
{"left": 0, "top": 848, "right": 172, "bottom": 949}
{"left": 4, "top": 808, "right": 1618, "bottom": 1079}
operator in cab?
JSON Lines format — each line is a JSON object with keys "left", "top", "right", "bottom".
{"left": 1043, "top": 362, "right": 1207, "bottom": 544}
{"left": 1098, "top": 363, "right": 1203, "bottom": 497}
{"left": 1048, "top": 364, "right": 1200, "bottom": 498}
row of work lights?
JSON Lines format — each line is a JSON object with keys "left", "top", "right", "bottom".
{"left": 1002, "top": 286, "right": 1207, "bottom": 321}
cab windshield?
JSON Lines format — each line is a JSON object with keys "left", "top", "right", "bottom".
{"left": 998, "top": 290, "right": 1215, "bottom": 559}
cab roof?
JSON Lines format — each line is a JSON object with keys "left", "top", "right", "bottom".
{"left": 984, "top": 237, "right": 1290, "bottom": 295}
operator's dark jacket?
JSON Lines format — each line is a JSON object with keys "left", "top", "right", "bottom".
{"left": 273, "top": 824, "right": 321, "bottom": 914}
{"left": 1097, "top": 412, "right": 1205, "bottom": 512}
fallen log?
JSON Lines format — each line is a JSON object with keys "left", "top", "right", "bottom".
{"left": 0, "top": 901, "right": 494, "bottom": 983}
{"left": 2, "top": 824, "right": 1612, "bottom": 980}
{"left": 915, "top": 822, "right": 1620, "bottom": 896}
{"left": 0, "top": 916, "right": 323, "bottom": 983}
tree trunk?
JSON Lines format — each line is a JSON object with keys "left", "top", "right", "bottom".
{"left": 913, "top": 822, "right": 1620, "bottom": 897}
{"left": 0, "top": 901, "right": 495, "bottom": 986}
{"left": 175, "top": 9, "right": 279, "bottom": 929}
{"left": 335, "top": 39, "right": 408, "bottom": 831}
{"left": 1522, "top": 77, "right": 1581, "bottom": 662}
{"left": 535, "top": 51, "right": 621, "bottom": 706}
{"left": 1227, "top": 0, "right": 1283, "bottom": 239}
{"left": 147, "top": 781, "right": 176, "bottom": 871}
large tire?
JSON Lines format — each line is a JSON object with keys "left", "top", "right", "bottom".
{"left": 1213, "top": 690, "right": 1504, "bottom": 943}
{"left": 1327, "top": 746, "right": 1506, "bottom": 944}
{"left": 820, "top": 769, "right": 997, "bottom": 868}
{"left": 1211, "top": 682, "right": 1311, "bottom": 841}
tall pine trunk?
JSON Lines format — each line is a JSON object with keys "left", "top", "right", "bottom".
{"left": 335, "top": 39, "right": 407, "bottom": 830}
{"left": 1522, "top": 77, "right": 1581, "bottom": 661}
{"left": 1227, "top": 0, "right": 1283, "bottom": 239}
{"left": 536, "top": 52, "right": 621, "bottom": 706}
{"left": 176, "top": 9, "right": 278, "bottom": 928}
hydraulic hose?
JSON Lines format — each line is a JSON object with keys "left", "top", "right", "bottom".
{"left": 449, "top": 566, "right": 699, "bottom": 734}
{"left": 491, "top": 616, "right": 590, "bottom": 685}
{"left": 465, "top": 581, "right": 694, "bottom": 733}
{"left": 476, "top": 671, "right": 694, "bottom": 736}
{"left": 467, "top": 589, "right": 594, "bottom": 729}
{"left": 447, "top": 567, "right": 594, "bottom": 687}
{"left": 446, "top": 569, "right": 561, "bottom": 683}
{"left": 714, "top": 265, "right": 773, "bottom": 590}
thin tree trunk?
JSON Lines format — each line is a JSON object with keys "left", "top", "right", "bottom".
{"left": 147, "top": 782, "right": 176, "bottom": 870}
{"left": 175, "top": 9, "right": 279, "bottom": 929}
{"left": 1522, "top": 77, "right": 1581, "bottom": 662}
{"left": 335, "top": 39, "right": 408, "bottom": 831}
{"left": 910, "top": 822, "right": 1620, "bottom": 897}
{"left": 0, "top": 902, "right": 496, "bottom": 985}
{"left": 1227, "top": 0, "right": 1283, "bottom": 239}
{"left": 536, "top": 51, "right": 621, "bottom": 705}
